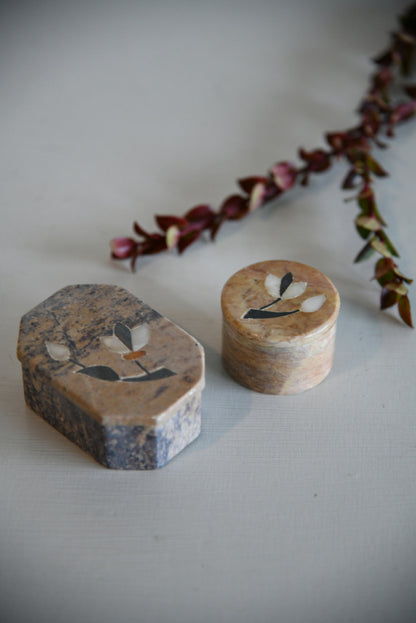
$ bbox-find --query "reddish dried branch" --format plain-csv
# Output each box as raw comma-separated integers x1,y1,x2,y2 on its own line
111,4,416,327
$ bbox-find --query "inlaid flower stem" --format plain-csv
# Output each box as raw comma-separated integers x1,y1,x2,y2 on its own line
134,360,151,375
69,358,85,369
259,297,281,311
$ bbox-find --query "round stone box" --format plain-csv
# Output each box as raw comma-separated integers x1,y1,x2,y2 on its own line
17,284,205,469
221,260,340,394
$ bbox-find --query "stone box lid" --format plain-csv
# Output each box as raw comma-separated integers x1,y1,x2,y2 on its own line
221,260,340,347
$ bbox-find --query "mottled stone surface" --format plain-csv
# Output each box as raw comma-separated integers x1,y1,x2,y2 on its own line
17,284,205,468
221,260,340,394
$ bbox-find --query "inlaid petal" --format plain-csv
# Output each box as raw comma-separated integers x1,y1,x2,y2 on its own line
282,281,307,300
265,274,281,298
101,335,129,353
131,324,150,351
300,295,326,313
45,341,71,361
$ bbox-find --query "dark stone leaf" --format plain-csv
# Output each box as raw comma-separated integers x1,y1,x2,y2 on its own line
243,309,299,319
280,272,293,296
114,323,132,350
77,366,120,381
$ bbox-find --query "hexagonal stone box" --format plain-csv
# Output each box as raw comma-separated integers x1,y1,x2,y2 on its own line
17,285,205,469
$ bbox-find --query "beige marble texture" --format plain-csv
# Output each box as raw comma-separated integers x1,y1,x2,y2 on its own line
221,260,340,394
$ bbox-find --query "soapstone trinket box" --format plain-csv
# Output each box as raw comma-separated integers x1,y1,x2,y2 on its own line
17,284,205,469
221,260,340,394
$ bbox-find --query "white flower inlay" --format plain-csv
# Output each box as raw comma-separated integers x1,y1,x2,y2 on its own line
45,341,71,361
265,273,307,300
131,324,150,351
300,295,326,313
243,271,327,319
101,335,129,354
101,323,150,354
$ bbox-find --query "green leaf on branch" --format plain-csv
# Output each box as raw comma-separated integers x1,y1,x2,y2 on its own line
370,232,400,259
377,231,400,257
372,204,387,227
355,215,382,232
356,225,372,240
398,295,413,327
374,257,394,277
393,268,413,284
384,281,408,296
380,288,398,309
355,239,376,262
357,189,387,226
366,155,388,177
370,238,392,258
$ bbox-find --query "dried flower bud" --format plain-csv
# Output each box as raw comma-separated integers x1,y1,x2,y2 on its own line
220,194,249,220
390,100,416,125
298,148,331,172
248,183,267,211
156,215,188,231
270,162,297,190
238,176,268,194
166,225,180,250
110,237,137,259
184,205,215,228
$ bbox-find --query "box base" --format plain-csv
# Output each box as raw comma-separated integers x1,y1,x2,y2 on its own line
22,365,201,469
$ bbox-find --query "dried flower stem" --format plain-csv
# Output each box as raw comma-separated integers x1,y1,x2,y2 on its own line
111,4,416,327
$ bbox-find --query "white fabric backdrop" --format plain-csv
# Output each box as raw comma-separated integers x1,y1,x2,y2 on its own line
1,1,415,622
